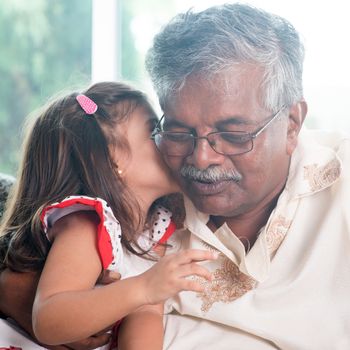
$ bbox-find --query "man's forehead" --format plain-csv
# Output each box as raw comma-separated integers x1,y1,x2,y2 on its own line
162,65,266,120
162,109,257,129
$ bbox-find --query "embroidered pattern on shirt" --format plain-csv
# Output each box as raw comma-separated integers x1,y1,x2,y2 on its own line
266,214,292,255
303,158,341,192
194,256,256,313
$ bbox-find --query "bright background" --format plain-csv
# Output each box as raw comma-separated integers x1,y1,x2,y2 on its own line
1,0,349,174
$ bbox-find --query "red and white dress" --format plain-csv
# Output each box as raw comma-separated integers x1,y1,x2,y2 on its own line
40,195,176,273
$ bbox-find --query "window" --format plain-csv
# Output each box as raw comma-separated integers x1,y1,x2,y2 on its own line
1,0,349,174
0,0,92,173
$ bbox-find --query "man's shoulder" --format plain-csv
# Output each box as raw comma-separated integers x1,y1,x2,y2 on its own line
302,128,350,151
298,128,350,168
300,129,350,198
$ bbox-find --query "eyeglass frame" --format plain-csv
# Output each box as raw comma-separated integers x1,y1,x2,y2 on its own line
151,105,287,157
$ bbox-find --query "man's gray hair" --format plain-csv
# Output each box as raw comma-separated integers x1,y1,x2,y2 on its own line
145,3,304,111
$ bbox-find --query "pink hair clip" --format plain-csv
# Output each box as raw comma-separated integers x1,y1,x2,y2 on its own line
76,94,98,115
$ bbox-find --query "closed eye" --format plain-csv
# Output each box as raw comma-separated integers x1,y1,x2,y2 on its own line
219,132,252,144
162,132,193,142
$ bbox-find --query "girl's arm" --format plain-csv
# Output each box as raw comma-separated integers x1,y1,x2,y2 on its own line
118,245,166,350
32,211,149,344
0,269,118,349
117,304,164,350
32,211,216,346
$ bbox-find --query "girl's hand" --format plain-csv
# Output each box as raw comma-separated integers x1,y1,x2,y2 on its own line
138,249,217,305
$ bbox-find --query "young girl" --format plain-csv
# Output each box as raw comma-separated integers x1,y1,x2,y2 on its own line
0,82,215,349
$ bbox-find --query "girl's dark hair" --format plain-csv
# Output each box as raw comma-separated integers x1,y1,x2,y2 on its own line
0,81,158,272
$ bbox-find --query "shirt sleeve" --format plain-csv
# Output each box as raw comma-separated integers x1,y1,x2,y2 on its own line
137,205,177,251
40,195,123,271
41,198,177,273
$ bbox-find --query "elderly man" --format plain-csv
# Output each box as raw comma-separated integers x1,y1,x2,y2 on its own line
145,3,350,349
1,3,350,350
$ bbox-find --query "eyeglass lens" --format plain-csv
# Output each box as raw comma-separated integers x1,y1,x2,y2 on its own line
154,132,253,156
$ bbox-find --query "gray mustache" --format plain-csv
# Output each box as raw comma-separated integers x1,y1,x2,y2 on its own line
180,165,242,183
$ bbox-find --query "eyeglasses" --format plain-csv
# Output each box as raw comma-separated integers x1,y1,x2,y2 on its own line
151,106,286,157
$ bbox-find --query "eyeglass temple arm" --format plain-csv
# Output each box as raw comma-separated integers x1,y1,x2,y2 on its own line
151,115,165,136
252,105,287,138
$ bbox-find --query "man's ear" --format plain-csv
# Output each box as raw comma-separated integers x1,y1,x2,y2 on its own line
286,100,307,155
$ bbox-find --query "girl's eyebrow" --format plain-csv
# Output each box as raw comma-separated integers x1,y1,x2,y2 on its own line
149,116,158,124
147,116,158,128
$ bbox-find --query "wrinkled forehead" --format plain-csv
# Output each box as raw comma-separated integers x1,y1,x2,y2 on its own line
162,65,267,126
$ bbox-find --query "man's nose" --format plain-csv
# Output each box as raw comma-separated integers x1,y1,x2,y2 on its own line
187,137,225,170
